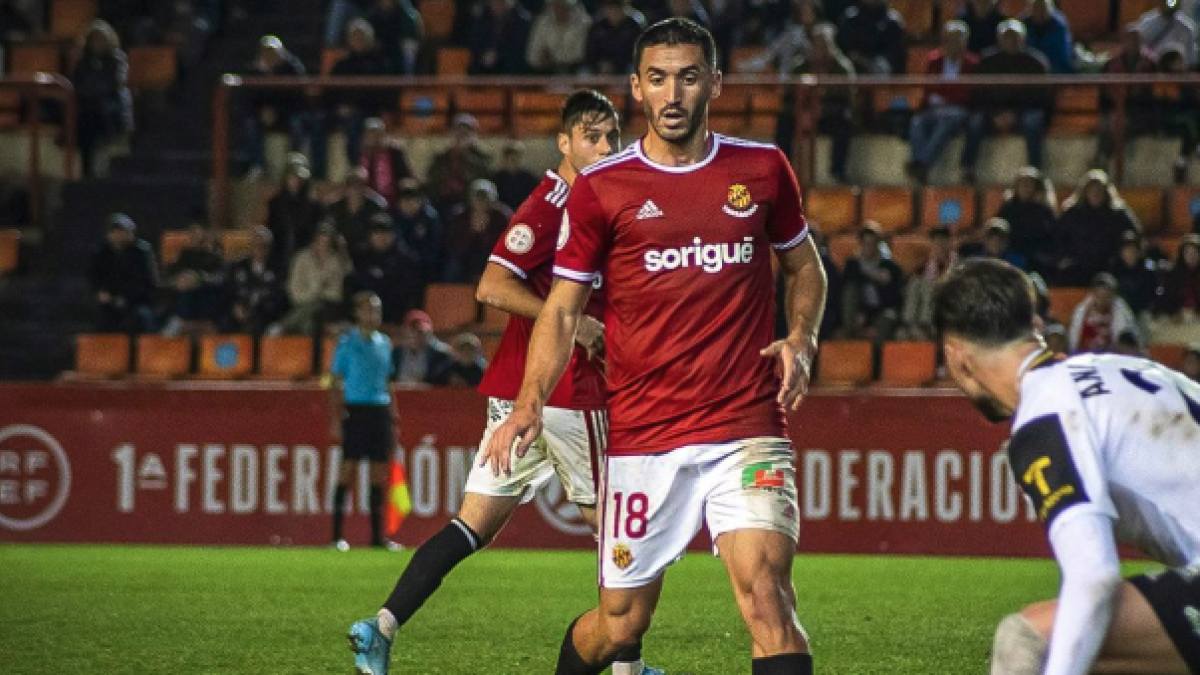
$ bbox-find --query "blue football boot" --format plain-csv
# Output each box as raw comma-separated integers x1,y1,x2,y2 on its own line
348,617,391,674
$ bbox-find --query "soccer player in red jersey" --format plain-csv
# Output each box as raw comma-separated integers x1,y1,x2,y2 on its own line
483,18,828,675
348,91,658,675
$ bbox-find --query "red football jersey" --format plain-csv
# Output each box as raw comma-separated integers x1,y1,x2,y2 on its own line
553,135,809,455
477,171,607,409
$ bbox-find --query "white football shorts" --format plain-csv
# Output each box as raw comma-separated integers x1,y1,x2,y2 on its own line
598,437,799,589
465,398,604,506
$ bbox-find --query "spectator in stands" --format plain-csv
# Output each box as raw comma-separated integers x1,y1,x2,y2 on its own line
584,0,646,75
957,0,1004,54
1182,343,1200,380
526,0,591,74
311,20,390,179
223,226,288,334
266,162,324,274
786,23,854,184
393,178,445,294
1154,46,1200,184
492,142,540,212
89,213,158,333
325,0,375,46
840,221,903,342
794,226,842,339
393,309,453,385
426,114,494,218
995,166,1058,274
346,214,423,322
0,1,36,43
242,35,306,178
161,223,227,337
73,20,133,178
900,226,956,340
1056,170,1142,286
431,332,488,386
468,0,533,75
1069,272,1142,353
1021,0,1073,74
274,222,351,335
653,0,711,26
1128,0,1197,67
443,178,512,282
906,20,978,183
356,117,414,208
1043,321,1069,354
1112,329,1146,356
368,0,424,74
326,167,389,251
964,217,1031,270
1160,234,1200,320
835,0,904,75
1112,233,1159,318
1095,26,1159,169
738,0,821,74
961,20,1051,182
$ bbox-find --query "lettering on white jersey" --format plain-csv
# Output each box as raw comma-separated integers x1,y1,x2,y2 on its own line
643,236,756,274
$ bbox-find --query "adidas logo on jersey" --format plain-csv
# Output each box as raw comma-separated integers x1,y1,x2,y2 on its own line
636,200,664,220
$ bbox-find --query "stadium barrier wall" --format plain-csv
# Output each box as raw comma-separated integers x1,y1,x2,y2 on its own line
0,384,1049,557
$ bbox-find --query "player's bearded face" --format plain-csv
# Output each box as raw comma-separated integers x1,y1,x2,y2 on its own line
947,347,1013,423
633,45,719,144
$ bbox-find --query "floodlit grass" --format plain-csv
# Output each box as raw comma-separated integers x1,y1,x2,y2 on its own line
0,545,1152,673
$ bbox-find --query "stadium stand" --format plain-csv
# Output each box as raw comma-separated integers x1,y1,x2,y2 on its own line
436,47,472,76
0,229,20,275
920,186,977,232
889,234,932,275
1048,287,1089,325
257,336,315,380
133,335,191,379
425,284,479,331
815,340,873,387
512,91,563,138
127,46,180,94
70,333,131,379
878,341,938,387
1170,187,1200,235
50,0,98,40
805,186,860,235
195,334,254,379
861,187,915,233
321,335,338,374
1121,187,1166,234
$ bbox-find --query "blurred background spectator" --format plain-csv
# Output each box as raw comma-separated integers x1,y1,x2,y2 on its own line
326,167,388,251
957,0,1004,54
1095,26,1158,169
584,0,646,75
526,0,591,74
444,178,511,282
356,118,414,208
1056,170,1141,286
73,20,133,177
346,214,423,322
89,213,158,333
426,114,494,218
906,20,977,183
468,0,533,75
325,0,374,47
161,223,226,336
964,217,1030,270
1112,233,1159,319
274,222,351,335
223,226,288,334
393,178,445,292
1182,343,1200,381
1154,46,1200,183
1160,234,1200,321
995,167,1058,274
431,332,488,386
900,226,955,340
784,23,853,184
840,222,903,342
1021,0,1073,74
267,162,324,274
310,21,390,179
835,0,904,75
242,35,306,177
1068,272,1141,353
368,0,424,74
1128,0,1196,67
738,0,822,74
492,142,539,212
393,309,453,385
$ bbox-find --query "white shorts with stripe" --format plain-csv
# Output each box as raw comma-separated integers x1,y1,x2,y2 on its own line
599,437,799,589
465,398,605,506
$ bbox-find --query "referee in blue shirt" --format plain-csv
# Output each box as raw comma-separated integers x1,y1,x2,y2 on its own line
329,291,398,550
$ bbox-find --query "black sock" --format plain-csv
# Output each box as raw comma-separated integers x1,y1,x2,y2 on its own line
554,615,608,675
752,653,813,675
368,485,384,544
611,639,642,663
382,518,481,627
332,484,348,542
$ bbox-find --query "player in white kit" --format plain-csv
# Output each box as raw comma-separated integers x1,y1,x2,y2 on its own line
933,258,1200,675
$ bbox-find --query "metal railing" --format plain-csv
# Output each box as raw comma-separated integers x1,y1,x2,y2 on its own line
0,73,78,227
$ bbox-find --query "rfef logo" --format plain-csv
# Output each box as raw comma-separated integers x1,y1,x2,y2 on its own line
0,425,72,531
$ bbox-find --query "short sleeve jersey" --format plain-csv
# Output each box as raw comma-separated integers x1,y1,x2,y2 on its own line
553,135,809,455
1009,352,1200,567
332,329,394,405
477,171,607,409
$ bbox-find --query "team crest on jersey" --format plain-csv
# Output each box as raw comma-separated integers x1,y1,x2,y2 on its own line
506,224,535,255
557,211,570,251
723,184,758,218
611,543,633,570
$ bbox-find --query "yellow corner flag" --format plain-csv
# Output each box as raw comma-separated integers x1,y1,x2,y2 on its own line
385,460,412,536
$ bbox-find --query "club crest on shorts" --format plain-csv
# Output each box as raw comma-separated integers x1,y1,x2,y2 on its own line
505,224,535,255
611,543,633,570
723,184,758,218
742,462,786,490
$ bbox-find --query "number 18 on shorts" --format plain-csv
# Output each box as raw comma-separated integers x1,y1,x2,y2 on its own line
599,438,800,588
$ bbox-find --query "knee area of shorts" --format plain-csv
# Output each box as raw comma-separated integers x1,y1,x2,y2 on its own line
990,613,1048,675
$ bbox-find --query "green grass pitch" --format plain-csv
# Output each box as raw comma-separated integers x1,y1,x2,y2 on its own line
0,544,1151,673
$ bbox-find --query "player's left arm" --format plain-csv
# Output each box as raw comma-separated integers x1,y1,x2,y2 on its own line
763,235,827,410
1044,510,1123,675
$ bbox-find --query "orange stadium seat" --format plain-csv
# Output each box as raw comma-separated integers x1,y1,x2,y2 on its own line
871,86,924,116
420,0,457,42
1170,187,1200,235
827,233,859,269
454,88,506,133
1050,85,1099,135
50,0,97,40
1057,0,1111,41
906,45,932,75
804,186,860,235
921,186,977,232
134,335,191,379
195,335,254,379
127,45,178,92
220,230,256,262
1047,287,1088,325
891,0,934,40
1119,0,1158,27
878,341,937,387
9,43,63,74
709,85,750,137
72,333,131,379
512,90,562,138
321,335,339,374
889,234,931,275
426,284,479,331
998,0,1026,17
399,88,450,135
1149,344,1186,370
816,340,873,387
257,336,314,379
1153,236,1184,262
748,89,783,139
0,229,19,274
320,48,347,76
1122,187,1165,235
437,47,471,76
160,230,189,267
861,187,914,233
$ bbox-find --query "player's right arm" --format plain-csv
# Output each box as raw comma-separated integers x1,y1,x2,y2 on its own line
479,278,593,476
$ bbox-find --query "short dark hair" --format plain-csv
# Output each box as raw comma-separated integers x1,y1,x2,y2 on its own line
561,89,618,134
633,18,717,73
933,258,1036,347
